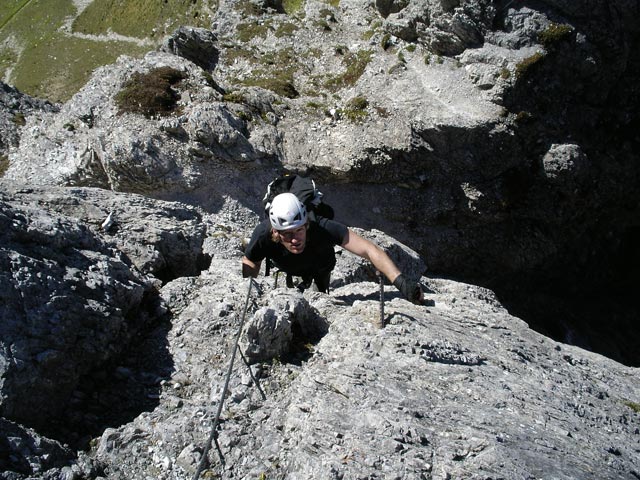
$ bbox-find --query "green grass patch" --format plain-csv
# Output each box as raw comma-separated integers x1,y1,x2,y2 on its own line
12,34,149,103
275,22,299,37
341,95,368,122
0,0,31,30
115,66,187,118
282,0,305,14
0,0,200,102
237,20,273,42
237,47,300,98
222,91,246,104
72,0,213,40
381,33,392,50
241,74,299,99
11,112,25,126
324,49,372,91
624,400,640,413
235,0,265,16
538,23,573,49
515,52,544,79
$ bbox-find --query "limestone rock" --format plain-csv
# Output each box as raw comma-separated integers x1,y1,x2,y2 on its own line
0,81,58,158
160,27,220,72
0,195,156,429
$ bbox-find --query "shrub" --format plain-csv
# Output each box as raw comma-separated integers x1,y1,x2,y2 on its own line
538,23,573,49
115,66,187,118
515,52,544,79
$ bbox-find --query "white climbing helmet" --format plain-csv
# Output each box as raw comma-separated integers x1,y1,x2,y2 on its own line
268,193,308,231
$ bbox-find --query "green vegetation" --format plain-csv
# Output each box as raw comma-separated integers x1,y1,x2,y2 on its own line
0,0,211,102
362,20,382,41
538,23,573,49
381,33,392,50
624,400,640,413
282,0,305,15
72,0,212,39
222,91,246,104
425,54,443,65
11,112,25,126
275,22,299,37
237,21,273,42
305,100,325,111
242,74,298,99
238,48,299,98
325,49,372,91
515,52,544,79
0,0,30,30
342,95,368,122
235,0,263,16
115,66,187,118
0,154,8,178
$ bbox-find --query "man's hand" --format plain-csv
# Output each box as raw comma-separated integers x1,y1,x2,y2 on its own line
241,256,261,278
393,274,423,304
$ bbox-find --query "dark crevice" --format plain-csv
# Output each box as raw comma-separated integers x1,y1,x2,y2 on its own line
39,293,175,451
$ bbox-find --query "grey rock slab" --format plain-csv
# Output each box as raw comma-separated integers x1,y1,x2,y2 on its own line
73,261,640,480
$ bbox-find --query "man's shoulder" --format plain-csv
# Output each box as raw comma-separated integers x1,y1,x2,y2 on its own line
312,216,348,243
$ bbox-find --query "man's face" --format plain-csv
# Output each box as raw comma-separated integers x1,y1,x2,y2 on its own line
278,225,307,254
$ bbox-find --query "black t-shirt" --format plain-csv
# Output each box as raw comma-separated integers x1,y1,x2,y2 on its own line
245,217,349,277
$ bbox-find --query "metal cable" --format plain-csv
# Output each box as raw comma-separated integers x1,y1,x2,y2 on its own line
378,270,385,328
192,277,255,480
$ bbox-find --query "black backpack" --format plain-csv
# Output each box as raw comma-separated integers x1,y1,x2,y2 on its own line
262,174,334,221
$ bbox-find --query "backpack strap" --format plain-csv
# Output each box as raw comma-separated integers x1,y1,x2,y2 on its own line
265,256,272,277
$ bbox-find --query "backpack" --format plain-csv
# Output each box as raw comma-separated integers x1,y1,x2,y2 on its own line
262,174,334,221
262,174,334,278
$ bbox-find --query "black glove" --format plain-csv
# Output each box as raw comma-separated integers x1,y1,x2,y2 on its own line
393,274,423,304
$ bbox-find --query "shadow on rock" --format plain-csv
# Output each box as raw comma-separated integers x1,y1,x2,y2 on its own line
43,311,175,451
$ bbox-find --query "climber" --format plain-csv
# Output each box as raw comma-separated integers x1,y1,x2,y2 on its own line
241,192,423,304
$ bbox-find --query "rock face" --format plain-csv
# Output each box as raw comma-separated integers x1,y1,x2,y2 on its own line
0,82,58,159
0,0,639,479
0,184,217,431
0,184,638,479
65,260,640,480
